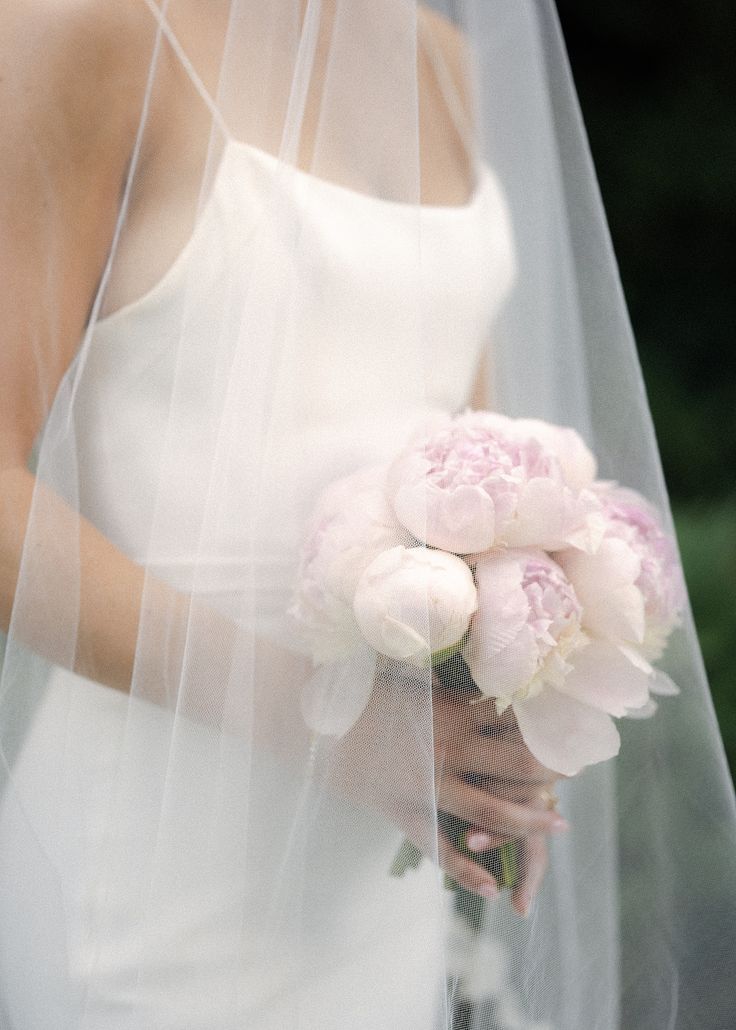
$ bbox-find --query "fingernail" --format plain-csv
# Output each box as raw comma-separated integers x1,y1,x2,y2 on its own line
520,895,532,918
466,832,492,852
478,881,499,899
549,817,570,834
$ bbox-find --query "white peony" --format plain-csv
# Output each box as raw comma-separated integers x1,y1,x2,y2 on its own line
353,545,478,665
477,411,598,491
465,548,652,776
555,482,685,673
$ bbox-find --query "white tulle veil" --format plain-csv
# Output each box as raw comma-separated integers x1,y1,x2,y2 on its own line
1,1,735,1027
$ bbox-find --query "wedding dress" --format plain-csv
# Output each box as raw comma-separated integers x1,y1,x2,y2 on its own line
0,138,517,1028
4,4,736,1027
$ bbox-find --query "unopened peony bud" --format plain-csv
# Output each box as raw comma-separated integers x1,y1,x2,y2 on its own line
353,546,477,665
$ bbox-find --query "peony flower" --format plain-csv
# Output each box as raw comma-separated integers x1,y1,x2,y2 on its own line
555,483,686,665
476,411,598,491
388,411,603,556
465,549,652,775
353,545,477,665
289,466,410,662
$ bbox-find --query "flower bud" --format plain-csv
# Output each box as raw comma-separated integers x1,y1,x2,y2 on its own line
353,546,477,664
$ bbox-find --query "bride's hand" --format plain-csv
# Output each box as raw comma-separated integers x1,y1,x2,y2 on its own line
329,663,567,911
431,675,569,913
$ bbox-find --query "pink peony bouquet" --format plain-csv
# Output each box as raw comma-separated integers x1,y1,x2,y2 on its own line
290,410,685,887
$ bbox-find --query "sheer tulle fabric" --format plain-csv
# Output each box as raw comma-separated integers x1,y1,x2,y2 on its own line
1,2,735,1028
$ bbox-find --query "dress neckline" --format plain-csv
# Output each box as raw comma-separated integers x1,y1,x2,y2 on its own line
94,138,493,331
230,137,486,213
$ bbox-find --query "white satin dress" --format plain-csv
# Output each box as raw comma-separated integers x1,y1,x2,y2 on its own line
0,140,516,1028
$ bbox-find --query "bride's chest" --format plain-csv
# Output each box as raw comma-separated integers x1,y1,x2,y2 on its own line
71,141,515,564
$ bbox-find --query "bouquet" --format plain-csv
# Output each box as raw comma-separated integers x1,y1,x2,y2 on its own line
289,410,685,890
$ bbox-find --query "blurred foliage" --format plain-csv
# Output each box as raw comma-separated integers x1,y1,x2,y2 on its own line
673,496,736,778
555,3,736,775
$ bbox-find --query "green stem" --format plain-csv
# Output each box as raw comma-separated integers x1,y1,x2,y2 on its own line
499,840,518,888
389,837,423,877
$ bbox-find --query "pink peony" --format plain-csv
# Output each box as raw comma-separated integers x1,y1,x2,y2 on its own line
555,483,686,665
289,466,410,662
465,549,652,775
388,411,603,556
477,411,598,491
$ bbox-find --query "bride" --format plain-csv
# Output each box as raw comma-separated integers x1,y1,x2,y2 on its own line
1,2,735,1028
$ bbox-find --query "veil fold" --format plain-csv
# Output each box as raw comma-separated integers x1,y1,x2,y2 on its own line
1,2,734,1027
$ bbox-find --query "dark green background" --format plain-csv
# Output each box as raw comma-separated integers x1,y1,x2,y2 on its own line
556,2,736,779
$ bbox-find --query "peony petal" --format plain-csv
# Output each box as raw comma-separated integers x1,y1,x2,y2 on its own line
390,478,429,543
472,552,528,654
379,615,430,662
468,623,539,698
555,639,651,716
392,478,496,553
505,478,567,548
493,627,541,697
564,499,608,554
465,553,532,693
624,698,659,720
510,418,598,490
616,643,654,675
648,668,681,696
300,648,377,737
436,485,496,553
553,426,598,489
560,538,646,644
608,586,647,643
513,689,621,776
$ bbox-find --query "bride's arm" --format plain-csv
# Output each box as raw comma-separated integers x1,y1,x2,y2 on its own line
0,4,183,696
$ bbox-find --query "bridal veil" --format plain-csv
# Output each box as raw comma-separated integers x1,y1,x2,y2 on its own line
1,2,735,1027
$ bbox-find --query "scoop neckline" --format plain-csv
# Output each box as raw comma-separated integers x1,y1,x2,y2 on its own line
93,138,491,331
229,137,486,213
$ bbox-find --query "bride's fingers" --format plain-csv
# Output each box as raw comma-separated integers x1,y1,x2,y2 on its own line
456,766,566,819
436,829,500,899
511,832,549,918
443,731,559,784
460,775,554,808
437,775,569,839
452,825,512,852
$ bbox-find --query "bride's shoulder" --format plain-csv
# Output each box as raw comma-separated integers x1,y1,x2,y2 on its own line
1,0,158,140
2,0,155,56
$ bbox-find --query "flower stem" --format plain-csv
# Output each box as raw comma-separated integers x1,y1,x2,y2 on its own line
389,837,423,877
390,821,520,891
499,840,518,887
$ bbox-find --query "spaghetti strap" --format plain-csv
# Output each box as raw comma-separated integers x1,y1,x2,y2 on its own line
142,0,232,140
417,16,477,165
142,4,473,165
